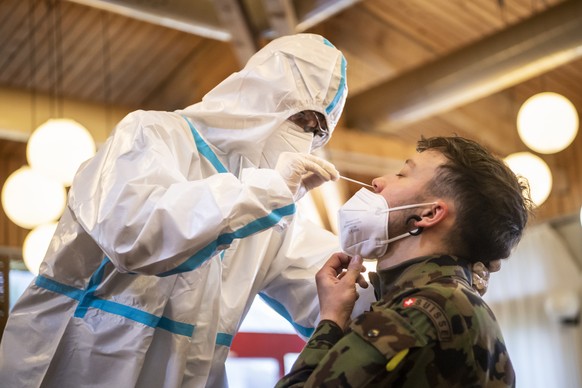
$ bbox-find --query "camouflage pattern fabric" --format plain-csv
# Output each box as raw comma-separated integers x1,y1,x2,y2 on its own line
276,255,515,388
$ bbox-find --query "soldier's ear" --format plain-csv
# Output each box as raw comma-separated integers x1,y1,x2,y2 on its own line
415,200,448,228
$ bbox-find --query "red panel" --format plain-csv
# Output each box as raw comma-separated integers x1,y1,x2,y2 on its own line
230,332,306,377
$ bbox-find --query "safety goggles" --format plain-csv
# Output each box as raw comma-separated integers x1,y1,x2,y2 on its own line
288,110,329,141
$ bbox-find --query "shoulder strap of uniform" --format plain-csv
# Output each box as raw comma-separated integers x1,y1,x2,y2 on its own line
348,309,428,359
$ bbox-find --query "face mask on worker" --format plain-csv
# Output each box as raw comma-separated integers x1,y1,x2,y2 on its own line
259,121,314,169
337,188,436,259
287,110,329,149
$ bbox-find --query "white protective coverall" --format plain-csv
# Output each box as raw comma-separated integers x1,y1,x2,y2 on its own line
0,34,353,387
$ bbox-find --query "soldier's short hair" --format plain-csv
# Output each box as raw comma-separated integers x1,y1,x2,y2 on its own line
416,135,534,264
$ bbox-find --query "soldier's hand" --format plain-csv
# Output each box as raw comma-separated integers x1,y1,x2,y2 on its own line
316,253,367,331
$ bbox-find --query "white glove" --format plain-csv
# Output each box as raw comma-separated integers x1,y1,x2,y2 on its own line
275,152,339,201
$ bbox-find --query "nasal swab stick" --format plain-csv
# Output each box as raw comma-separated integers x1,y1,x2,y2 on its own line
339,175,374,188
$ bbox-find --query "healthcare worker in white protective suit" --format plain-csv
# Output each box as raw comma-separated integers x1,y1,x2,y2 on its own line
0,34,369,387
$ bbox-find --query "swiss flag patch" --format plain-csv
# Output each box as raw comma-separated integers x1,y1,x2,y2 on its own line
403,297,416,307
400,296,452,342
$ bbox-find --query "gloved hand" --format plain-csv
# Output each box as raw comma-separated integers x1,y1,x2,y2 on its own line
275,152,339,201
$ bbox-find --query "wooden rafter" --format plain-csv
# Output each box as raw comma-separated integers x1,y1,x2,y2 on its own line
213,0,258,65
262,0,297,37
346,0,582,137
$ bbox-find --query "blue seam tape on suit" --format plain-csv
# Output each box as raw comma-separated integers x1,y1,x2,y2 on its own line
259,292,314,338
183,116,228,173
158,117,296,277
159,203,296,276
322,38,347,115
216,332,234,347
74,257,109,318
326,55,347,115
35,275,195,337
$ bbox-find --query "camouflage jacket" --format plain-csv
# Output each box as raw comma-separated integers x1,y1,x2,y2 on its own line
276,255,515,388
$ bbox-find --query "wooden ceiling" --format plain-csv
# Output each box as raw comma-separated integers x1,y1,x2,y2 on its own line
1,0,582,251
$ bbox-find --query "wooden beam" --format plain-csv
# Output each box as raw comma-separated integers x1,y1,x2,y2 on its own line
262,0,297,37
213,0,258,65
66,0,231,41
324,127,416,176
346,0,582,135
295,0,363,32
326,127,416,158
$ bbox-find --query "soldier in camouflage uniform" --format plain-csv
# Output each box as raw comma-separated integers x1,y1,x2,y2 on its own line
277,136,532,387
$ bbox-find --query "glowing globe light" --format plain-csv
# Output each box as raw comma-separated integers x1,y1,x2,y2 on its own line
1,166,66,229
504,152,552,207
517,92,579,154
544,289,580,323
23,222,58,275
27,118,96,186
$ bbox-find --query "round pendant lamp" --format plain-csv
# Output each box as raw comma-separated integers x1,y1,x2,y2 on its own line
544,289,581,324
517,92,579,154
504,152,552,207
23,222,58,275
27,118,96,186
1,166,67,229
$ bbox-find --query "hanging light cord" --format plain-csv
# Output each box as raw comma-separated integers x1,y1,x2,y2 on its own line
56,0,64,118
101,11,113,132
49,0,65,118
28,0,38,134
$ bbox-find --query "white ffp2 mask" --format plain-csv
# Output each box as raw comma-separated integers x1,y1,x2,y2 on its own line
337,188,436,259
259,121,314,168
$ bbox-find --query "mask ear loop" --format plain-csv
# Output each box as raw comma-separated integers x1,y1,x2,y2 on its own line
406,215,423,236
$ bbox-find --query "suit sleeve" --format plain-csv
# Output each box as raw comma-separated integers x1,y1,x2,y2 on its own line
257,209,339,339
68,110,296,275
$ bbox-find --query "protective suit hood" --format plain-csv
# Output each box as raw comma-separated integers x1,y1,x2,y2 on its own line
178,33,347,173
